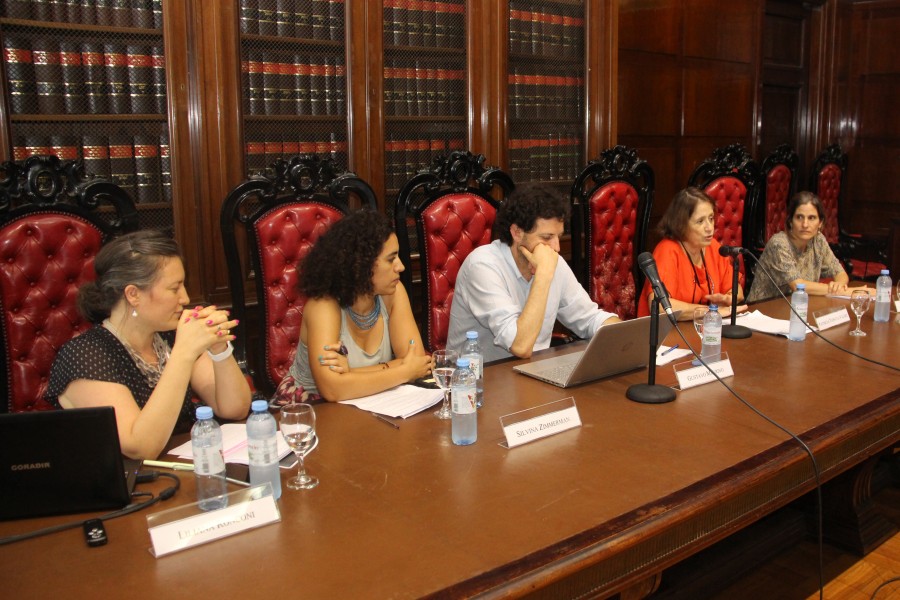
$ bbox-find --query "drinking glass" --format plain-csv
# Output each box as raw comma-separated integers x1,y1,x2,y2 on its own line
432,349,458,420
692,307,708,340
849,289,871,337
280,403,319,490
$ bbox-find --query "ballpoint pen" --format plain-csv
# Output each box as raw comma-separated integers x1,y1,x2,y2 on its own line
142,460,251,487
661,344,680,356
371,412,400,429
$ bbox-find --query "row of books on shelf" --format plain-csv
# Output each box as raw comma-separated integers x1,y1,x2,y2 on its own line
4,37,165,115
383,0,464,48
242,52,345,116
509,2,584,58
384,60,464,117
508,69,583,120
12,132,171,204
245,135,348,178
508,134,583,184
384,135,465,191
240,0,344,41
1,0,161,28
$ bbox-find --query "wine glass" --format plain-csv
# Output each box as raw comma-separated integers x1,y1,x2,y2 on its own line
280,403,319,490
692,307,708,340
432,349,458,420
849,289,871,337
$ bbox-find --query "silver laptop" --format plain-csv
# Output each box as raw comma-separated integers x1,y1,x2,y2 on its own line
0,406,139,520
513,316,677,388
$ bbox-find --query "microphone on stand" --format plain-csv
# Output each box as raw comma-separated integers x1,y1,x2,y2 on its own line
638,252,677,324
718,245,752,339
627,253,677,404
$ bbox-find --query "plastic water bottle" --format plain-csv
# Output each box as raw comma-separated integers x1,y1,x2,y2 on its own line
247,400,282,500
788,283,809,341
191,406,227,511
462,330,484,408
450,357,477,445
874,269,892,322
701,304,722,361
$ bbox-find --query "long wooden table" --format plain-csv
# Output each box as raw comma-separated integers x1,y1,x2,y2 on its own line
3,296,899,598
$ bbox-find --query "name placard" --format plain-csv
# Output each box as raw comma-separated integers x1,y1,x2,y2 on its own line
500,397,581,449
813,306,850,330
675,358,734,390
147,484,281,557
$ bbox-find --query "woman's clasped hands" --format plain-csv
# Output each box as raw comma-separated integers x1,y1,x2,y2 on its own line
177,305,239,358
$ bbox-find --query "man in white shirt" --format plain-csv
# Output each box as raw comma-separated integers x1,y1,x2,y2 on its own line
447,184,619,362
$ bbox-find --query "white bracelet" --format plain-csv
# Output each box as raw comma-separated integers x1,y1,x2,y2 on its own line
207,341,234,362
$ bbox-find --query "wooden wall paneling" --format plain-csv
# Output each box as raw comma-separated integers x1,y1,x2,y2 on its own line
487,0,508,169
355,0,382,203
618,0,679,55
682,60,755,139
683,0,757,64
584,0,617,159
346,0,371,188
617,52,680,137
163,0,205,300
467,0,488,159
191,0,244,304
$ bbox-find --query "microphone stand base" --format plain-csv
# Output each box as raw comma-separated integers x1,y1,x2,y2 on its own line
626,383,676,404
722,324,752,339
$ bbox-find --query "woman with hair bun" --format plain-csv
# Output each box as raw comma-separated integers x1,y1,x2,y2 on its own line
46,230,250,459
276,210,432,403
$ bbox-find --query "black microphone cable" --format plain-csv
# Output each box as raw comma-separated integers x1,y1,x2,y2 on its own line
666,320,826,600
744,250,900,373
0,471,180,546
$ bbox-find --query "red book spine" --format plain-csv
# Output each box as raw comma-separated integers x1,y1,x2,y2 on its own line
294,56,310,114
127,45,155,114
103,43,129,114
334,62,346,114
133,134,161,203
33,38,65,114
82,135,111,179
308,60,325,116
109,135,136,198
245,138,266,178
277,58,295,115
151,46,166,114
82,42,108,114
3,36,35,114
159,132,172,201
60,41,86,114
262,53,279,115
246,51,264,115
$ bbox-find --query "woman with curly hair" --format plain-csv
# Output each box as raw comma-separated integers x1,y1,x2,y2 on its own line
275,210,432,403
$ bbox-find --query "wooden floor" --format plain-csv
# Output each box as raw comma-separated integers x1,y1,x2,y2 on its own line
710,484,900,600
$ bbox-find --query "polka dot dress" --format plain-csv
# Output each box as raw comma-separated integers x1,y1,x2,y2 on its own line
46,326,198,433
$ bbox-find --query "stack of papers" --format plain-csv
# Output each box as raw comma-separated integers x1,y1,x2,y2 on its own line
340,384,443,418
169,423,292,465
734,310,814,337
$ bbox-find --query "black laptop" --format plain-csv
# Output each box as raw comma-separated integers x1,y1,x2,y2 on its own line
0,406,139,520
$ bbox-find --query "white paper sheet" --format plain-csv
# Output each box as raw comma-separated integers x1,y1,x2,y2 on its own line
169,423,292,465
656,344,693,366
734,309,815,337
339,384,444,418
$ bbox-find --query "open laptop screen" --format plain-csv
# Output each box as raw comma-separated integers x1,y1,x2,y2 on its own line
0,407,136,520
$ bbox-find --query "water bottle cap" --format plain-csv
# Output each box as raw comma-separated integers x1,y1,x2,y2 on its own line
465,331,478,340
708,304,719,310
196,406,213,420
796,283,805,290
251,400,268,413
456,357,470,368
881,269,890,275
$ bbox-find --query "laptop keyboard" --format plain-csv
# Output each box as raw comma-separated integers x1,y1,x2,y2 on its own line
537,362,576,382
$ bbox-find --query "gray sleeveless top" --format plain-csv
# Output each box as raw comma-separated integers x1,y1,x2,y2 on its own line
287,298,393,396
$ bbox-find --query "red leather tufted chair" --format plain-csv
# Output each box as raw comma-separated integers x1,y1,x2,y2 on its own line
394,150,513,351
0,155,138,413
757,144,798,250
688,143,761,289
809,144,887,280
570,145,653,320
221,154,376,396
